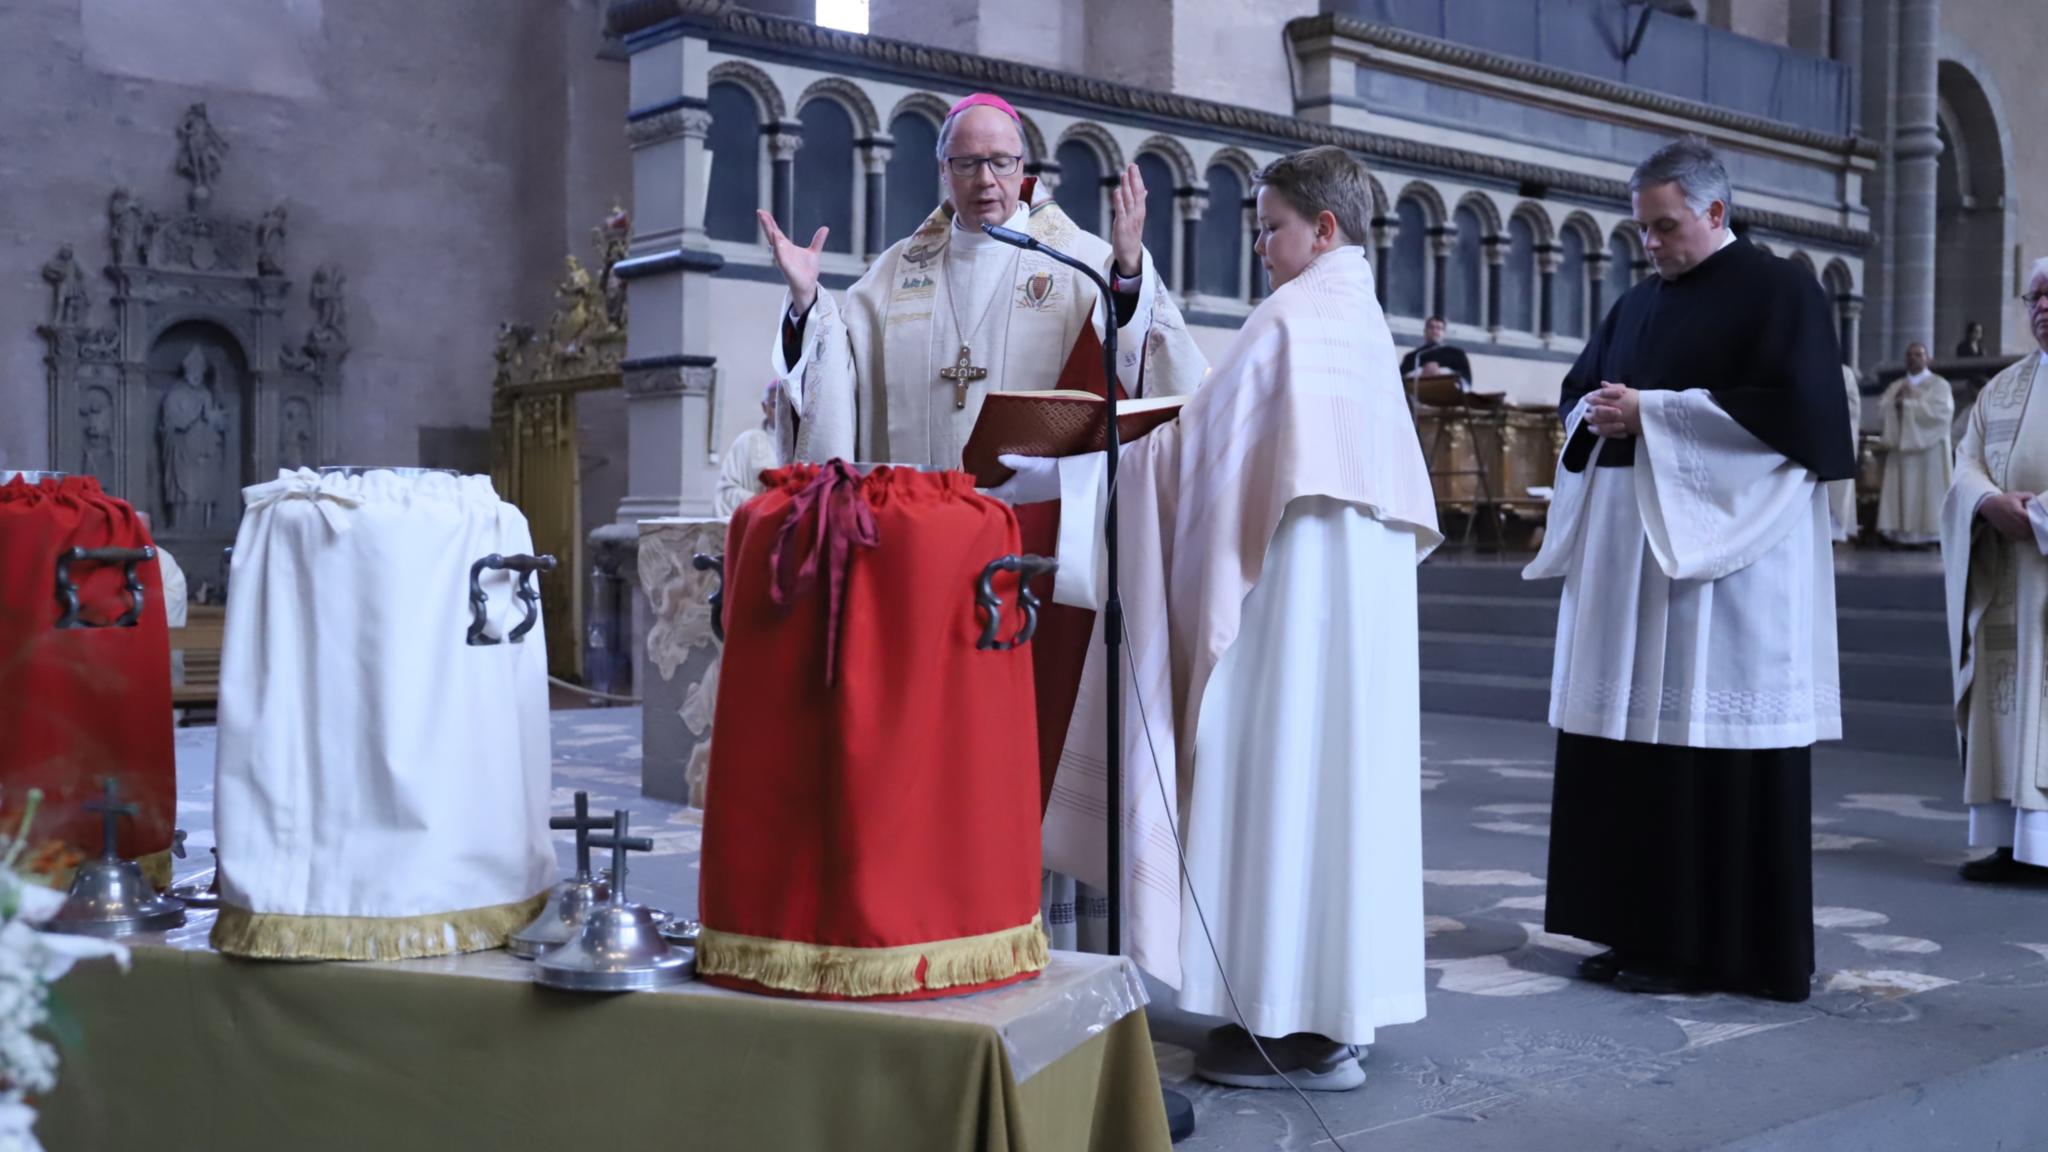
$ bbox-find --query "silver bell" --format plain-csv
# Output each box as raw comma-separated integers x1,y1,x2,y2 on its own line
507,791,612,960
48,779,185,938
534,810,693,991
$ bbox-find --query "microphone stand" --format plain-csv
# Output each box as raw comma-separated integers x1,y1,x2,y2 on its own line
982,223,1193,1144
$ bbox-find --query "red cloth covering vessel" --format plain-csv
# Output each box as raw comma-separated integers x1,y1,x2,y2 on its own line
0,476,174,884
696,463,1049,1000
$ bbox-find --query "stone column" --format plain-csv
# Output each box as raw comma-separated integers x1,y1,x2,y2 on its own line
1372,215,1397,309
1832,0,1864,136
859,135,893,262
1484,236,1506,335
1891,0,1941,353
1585,250,1609,334
1429,226,1454,320
616,40,730,799
766,122,803,234
1177,189,1206,298
1839,294,1864,370
1536,244,1560,340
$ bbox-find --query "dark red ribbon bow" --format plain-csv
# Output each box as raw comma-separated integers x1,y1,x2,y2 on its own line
768,460,880,684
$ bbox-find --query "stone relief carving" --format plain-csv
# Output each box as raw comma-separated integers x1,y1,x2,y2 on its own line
158,346,230,530
41,246,89,328
257,206,288,276
108,189,147,266
176,103,230,210
32,102,346,593
79,387,116,479
279,396,314,471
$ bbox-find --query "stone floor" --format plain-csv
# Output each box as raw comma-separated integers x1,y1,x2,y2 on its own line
171,704,2048,1152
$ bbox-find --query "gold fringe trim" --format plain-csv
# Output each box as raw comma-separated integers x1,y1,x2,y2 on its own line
697,914,1050,998
210,891,550,962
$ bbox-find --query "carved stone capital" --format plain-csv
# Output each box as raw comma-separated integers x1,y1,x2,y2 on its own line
1535,244,1561,275
1837,294,1865,319
1177,191,1209,221
1429,228,1457,259
858,134,895,174
623,356,718,397
627,107,714,148
767,125,804,162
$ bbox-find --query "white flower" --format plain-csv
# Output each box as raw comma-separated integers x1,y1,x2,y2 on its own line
0,1092,45,1152
6,888,62,928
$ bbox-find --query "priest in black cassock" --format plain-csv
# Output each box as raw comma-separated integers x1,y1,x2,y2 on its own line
1523,136,1853,1003
1399,316,1474,391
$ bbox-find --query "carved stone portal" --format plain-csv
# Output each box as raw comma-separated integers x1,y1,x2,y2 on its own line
37,103,348,595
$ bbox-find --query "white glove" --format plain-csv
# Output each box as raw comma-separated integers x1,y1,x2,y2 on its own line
983,454,1060,505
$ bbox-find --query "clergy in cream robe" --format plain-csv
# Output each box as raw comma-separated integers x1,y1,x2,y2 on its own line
714,384,783,518
1526,139,1851,1004
767,183,1204,469
1018,150,1438,1075
1941,328,2048,876
1877,345,1955,545
759,93,1209,953
1831,364,1862,542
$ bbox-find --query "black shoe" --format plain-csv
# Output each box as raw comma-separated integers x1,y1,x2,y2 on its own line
1613,967,1704,996
1957,847,2048,882
1576,949,1624,983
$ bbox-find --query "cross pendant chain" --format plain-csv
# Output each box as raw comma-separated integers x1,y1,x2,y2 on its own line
939,344,988,410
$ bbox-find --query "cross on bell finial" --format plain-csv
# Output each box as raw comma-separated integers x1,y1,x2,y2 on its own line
547,791,614,881
81,777,137,861
587,810,654,906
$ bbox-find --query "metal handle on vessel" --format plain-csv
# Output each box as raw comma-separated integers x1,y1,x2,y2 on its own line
55,546,155,629
466,553,557,646
975,554,1057,651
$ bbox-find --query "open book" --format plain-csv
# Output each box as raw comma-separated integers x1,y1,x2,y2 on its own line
962,390,1189,488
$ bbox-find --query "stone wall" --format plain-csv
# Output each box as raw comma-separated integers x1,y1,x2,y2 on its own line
1938,0,2045,358
0,0,630,488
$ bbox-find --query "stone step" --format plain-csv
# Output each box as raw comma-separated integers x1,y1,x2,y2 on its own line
1837,607,1949,655
1419,594,1559,639
1837,697,1957,760
1421,631,1556,679
1840,650,1952,706
1419,668,1552,724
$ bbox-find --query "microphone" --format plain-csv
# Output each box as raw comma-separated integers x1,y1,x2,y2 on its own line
980,223,1040,251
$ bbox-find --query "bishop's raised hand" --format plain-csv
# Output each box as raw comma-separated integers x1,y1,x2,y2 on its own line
758,210,828,314
1109,163,1146,280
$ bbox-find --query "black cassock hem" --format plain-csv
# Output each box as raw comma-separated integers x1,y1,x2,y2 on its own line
1545,731,1816,997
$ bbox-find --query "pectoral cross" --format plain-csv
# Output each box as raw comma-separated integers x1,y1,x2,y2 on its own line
939,344,988,410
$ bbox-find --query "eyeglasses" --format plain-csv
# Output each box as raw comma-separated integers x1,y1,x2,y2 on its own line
2026,291,2048,308
944,154,1022,178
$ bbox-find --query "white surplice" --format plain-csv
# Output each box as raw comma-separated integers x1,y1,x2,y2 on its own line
1941,351,2048,864
1039,249,1439,1045
1526,392,1842,749
1878,370,1956,544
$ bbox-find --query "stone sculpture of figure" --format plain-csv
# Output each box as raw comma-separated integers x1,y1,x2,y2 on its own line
310,265,347,338
109,188,147,266
79,387,117,480
41,245,89,328
159,345,230,528
279,397,314,471
257,206,288,275
176,103,230,209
